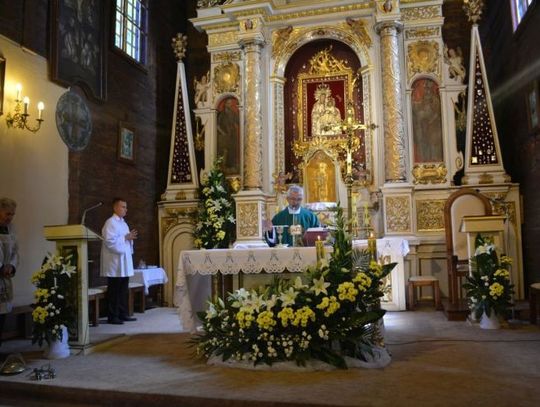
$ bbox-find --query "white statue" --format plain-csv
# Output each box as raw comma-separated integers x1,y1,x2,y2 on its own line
194,72,211,107
444,45,466,84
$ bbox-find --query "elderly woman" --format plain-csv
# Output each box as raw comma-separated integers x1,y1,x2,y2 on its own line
0,197,18,344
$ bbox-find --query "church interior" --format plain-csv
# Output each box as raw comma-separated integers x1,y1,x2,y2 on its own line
1,0,540,405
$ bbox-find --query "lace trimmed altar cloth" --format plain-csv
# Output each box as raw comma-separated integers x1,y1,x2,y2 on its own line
175,238,409,333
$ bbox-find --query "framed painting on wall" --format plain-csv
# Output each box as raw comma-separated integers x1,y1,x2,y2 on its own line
526,80,539,132
50,0,107,101
118,123,136,164
0,56,5,116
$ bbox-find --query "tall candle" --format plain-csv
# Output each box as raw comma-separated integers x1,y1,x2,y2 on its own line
23,96,29,115
315,237,325,267
37,101,44,120
15,83,22,101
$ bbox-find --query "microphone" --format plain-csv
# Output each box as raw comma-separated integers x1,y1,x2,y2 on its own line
81,202,103,225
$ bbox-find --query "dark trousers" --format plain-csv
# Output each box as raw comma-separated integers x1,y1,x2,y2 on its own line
107,277,129,321
0,313,5,344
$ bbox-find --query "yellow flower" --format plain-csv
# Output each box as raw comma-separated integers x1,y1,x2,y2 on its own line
32,306,48,324
494,268,510,279
34,288,50,301
489,282,504,298
369,261,383,277
353,272,372,291
256,310,277,331
216,230,226,240
337,282,358,302
278,307,294,327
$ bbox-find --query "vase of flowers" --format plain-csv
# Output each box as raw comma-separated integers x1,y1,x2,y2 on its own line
31,253,77,358
191,206,397,369
193,157,236,249
463,234,514,329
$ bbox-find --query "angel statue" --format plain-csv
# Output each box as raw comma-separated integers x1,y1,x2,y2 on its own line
444,45,466,84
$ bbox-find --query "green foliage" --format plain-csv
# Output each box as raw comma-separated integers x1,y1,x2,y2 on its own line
191,204,397,368
194,157,236,249
462,234,514,319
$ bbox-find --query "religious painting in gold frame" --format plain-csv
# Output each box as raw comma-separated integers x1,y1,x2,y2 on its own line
305,150,337,203
293,47,356,157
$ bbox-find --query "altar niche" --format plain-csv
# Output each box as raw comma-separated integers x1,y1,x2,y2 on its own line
305,150,337,203
284,39,364,184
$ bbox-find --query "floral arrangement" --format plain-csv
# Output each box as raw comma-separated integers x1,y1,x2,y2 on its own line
194,157,236,249
192,207,396,368
31,253,77,346
463,234,514,320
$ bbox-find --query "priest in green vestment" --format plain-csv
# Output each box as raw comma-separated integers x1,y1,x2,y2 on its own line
264,185,320,246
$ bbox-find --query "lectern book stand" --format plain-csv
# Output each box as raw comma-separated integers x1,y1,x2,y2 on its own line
44,225,101,349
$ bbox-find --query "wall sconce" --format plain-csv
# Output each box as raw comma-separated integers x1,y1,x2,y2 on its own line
5,83,44,133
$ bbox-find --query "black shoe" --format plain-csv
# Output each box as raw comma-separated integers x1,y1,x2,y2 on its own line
120,316,137,322
108,318,124,325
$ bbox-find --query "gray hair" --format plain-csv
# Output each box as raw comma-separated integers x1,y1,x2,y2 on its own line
287,185,304,197
0,197,17,210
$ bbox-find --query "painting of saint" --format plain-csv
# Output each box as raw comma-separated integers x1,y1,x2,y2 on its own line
309,82,344,137
411,78,444,163
216,97,240,175
306,151,336,203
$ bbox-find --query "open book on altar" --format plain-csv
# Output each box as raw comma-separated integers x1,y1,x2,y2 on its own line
303,227,330,246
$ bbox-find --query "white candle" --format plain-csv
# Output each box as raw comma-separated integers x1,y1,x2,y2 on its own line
54,277,57,288
37,101,44,120
23,96,29,115
15,83,22,101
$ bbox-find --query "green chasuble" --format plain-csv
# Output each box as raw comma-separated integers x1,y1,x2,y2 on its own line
267,207,320,246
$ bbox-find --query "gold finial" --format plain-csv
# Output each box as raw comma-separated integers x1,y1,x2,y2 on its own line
172,33,188,61
463,0,484,24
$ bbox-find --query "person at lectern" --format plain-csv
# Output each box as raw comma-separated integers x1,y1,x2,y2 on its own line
0,198,18,344
264,185,320,247
101,198,138,325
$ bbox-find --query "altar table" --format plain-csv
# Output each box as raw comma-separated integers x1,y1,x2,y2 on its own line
176,239,409,332
131,267,168,295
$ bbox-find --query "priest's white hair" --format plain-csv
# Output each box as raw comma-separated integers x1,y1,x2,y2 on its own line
287,185,304,197
0,197,17,210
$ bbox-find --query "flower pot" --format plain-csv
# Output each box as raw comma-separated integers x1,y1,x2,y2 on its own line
479,310,500,330
44,326,70,359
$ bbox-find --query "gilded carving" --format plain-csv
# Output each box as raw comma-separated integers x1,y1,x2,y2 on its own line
479,172,494,184
345,18,372,49
213,62,240,94
407,41,440,80
376,22,407,182
161,207,197,239
171,33,187,61
213,51,241,63
272,26,293,58
272,77,286,175
401,6,441,20
267,3,371,23
416,200,445,231
385,196,411,233
463,0,485,24
412,163,447,185
208,31,237,48
238,203,259,237
243,41,264,189
405,27,440,40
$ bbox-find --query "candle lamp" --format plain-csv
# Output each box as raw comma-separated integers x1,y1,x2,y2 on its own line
5,83,45,133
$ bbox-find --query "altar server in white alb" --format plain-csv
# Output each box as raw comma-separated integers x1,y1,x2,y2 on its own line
0,197,19,344
101,198,138,325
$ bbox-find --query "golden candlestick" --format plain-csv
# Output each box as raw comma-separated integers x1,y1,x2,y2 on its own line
315,236,325,267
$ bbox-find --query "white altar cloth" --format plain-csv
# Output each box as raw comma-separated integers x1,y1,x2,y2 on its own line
130,267,168,295
176,239,409,332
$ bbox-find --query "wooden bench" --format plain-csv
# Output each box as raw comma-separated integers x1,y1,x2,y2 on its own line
0,305,33,340
128,282,145,316
88,286,107,327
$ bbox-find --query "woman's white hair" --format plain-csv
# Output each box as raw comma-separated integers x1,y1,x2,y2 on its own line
0,197,17,210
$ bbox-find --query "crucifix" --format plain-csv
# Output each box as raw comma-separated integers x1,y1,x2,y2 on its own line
324,100,376,234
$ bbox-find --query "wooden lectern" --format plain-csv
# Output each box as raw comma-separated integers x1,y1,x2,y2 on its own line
44,225,101,348
460,215,506,272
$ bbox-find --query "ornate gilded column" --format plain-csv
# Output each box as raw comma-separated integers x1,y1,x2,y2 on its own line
240,37,265,190
375,21,407,183
271,75,286,177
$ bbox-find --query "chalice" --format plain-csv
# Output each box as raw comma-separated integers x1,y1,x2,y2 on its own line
275,225,288,247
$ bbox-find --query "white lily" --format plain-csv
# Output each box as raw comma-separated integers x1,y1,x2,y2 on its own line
279,287,298,307
310,276,330,296
293,276,307,290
